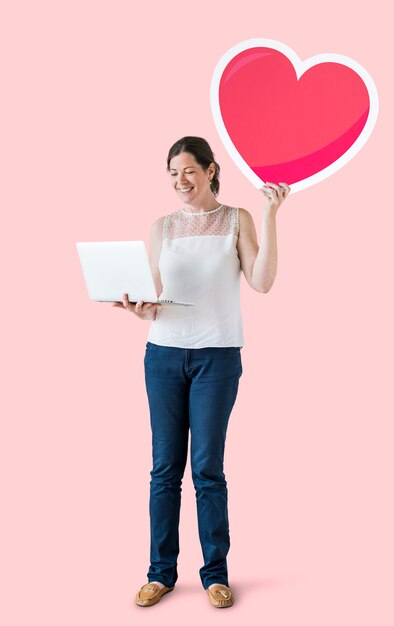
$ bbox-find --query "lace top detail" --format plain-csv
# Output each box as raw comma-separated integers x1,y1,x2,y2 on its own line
147,203,244,348
163,204,239,240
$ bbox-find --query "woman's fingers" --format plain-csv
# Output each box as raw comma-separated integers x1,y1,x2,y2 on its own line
135,300,152,310
278,182,291,195
114,295,159,317
112,296,161,319
122,293,132,310
263,181,291,197
113,295,156,316
121,294,142,312
266,182,282,193
135,299,157,317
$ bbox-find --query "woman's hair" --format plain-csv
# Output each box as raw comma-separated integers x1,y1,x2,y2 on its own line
166,136,221,197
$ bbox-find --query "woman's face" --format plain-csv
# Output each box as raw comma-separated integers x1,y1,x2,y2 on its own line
169,152,214,204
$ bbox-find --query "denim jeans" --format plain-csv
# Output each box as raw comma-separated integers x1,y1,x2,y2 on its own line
143,341,243,590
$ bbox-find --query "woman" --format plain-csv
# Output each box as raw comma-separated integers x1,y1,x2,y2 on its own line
112,136,290,608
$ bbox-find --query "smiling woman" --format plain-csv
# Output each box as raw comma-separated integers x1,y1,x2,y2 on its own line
112,136,291,608
168,136,221,202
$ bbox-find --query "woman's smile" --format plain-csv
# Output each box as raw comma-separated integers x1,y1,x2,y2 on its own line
177,186,194,195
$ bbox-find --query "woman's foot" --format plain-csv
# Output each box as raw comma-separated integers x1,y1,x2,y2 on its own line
135,582,174,607
207,583,234,608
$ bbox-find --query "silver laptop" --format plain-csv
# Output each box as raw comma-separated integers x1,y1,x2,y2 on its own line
76,240,194,306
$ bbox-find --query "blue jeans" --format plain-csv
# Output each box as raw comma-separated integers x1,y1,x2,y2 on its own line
143,341,243,590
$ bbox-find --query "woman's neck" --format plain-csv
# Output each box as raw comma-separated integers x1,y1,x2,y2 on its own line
182,194,221,214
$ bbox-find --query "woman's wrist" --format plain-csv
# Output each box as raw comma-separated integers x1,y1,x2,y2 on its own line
261,207,277,220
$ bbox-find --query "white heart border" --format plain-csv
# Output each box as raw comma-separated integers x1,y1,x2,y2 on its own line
210,38,379,193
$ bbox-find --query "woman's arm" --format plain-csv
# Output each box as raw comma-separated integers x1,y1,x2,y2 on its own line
149,216,164,298
236,182,290,293
111,216,164,320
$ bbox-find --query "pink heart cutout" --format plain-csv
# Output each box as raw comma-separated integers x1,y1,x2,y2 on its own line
210,39,378,192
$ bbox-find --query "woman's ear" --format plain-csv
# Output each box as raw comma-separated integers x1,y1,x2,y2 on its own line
208,161,216,180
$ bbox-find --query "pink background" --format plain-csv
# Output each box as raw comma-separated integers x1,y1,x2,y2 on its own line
1,1,393,624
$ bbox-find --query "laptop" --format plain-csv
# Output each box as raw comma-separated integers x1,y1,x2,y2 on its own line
76,240,194,306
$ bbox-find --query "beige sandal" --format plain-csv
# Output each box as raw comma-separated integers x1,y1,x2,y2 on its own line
207,584,234,608
135,582,175,607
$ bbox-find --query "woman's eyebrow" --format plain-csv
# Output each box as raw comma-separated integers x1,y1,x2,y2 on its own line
170,167,195,171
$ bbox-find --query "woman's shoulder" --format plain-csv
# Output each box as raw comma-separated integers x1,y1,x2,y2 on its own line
150,210,179,241
237,206,253,218
150,215,165,235
224,205,253,219
151,214,166,227
238,207,256,225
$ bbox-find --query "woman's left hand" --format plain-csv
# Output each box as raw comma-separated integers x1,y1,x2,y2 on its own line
261,182,291,216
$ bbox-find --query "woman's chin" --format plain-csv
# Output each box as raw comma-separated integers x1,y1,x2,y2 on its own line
178,192,195,200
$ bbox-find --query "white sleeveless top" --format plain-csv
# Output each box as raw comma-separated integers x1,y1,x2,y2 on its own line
146,203,244,349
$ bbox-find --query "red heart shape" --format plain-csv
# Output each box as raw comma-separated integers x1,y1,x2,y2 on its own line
211,39,378,192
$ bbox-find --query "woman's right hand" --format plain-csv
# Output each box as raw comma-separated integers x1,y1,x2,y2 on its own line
112,294,162,320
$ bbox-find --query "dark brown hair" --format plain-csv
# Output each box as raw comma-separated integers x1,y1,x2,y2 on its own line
166,136,221,197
